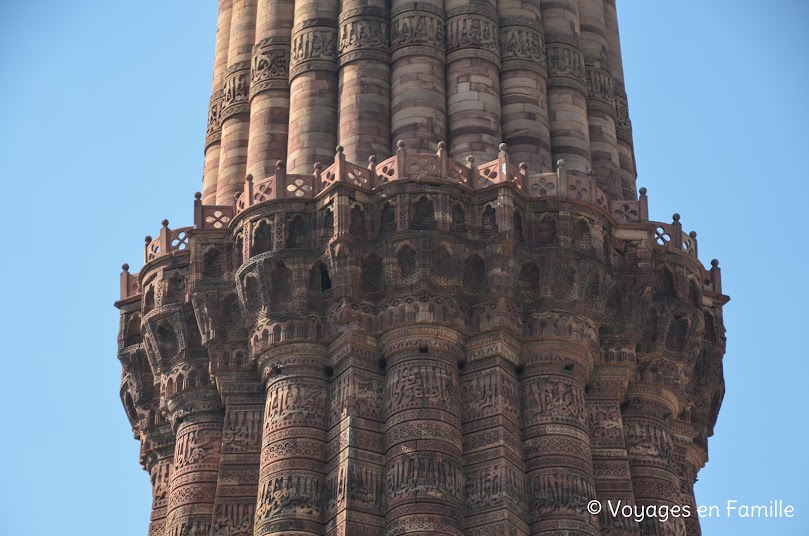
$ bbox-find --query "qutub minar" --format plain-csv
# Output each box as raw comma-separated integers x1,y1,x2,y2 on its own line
114,0,729,535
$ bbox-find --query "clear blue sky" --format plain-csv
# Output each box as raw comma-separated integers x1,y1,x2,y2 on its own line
0,1,806,535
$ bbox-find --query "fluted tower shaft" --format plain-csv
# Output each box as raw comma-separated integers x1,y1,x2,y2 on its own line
198,0,643,201
116,4,728,536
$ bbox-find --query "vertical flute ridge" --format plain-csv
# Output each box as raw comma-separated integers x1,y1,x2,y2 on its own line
245,0,293,182
602,0,636,199
498,0,553,171
579,0,622,199
586,356,642,536
217,0,258,204
324,334,386,536
286,0,340,174
390,0,447,152
203,0,234,205
462,333,529,536
622,388,686,536
445,0,502,162
337,0,392,164
540,0,592,177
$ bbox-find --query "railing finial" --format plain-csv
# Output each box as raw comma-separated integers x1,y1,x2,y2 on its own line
709,259,723,294
395,140,407,178
275,161,286,191
639,187,649,220
556,159,567,191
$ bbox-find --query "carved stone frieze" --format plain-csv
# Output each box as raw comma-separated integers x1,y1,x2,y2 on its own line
290,25,338,77
445,8,499,65
338,7,390,65
545,34,586,89
251,37,290,96
222,61,251,118
499,18,546,69
390,4,445,57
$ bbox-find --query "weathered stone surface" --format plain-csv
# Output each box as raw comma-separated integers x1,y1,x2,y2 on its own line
115,4,728,536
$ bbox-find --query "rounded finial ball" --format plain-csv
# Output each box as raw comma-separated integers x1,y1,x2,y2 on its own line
499,143,507,152
246,174,253,182
466,155,475,164
556,159,565,167
711,259,719,267
397,139,406,149
162,219,169,227
437,141,446,150
639,187,647,195
587,168,594,176
690,231,697,238
194,191,202,200
672,213,680,222
519,162,528,171
145,235,152,243
122,263,130,272
369,155,377,164
336,145,344,153
314,162,323,171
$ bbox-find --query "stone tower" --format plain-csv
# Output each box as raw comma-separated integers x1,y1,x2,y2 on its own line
115,1,729,535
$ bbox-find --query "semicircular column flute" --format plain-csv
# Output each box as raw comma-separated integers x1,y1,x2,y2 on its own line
540,0,591,177
521,313,600,536
144,434,175,536
389,0,447,152
246,0,294,182
445,0,501,162
337,0,391,164
217,0,258,204
602,0,636,199
578,0,621,200
254,343,330,536
286,0,339,174
674,441,703,536
381,326,466,536
165,387,225,536
621,386,684,536
498,0,552,171
203,0,233,204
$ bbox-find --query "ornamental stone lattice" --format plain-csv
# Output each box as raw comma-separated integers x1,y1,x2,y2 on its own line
115,2,728,536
